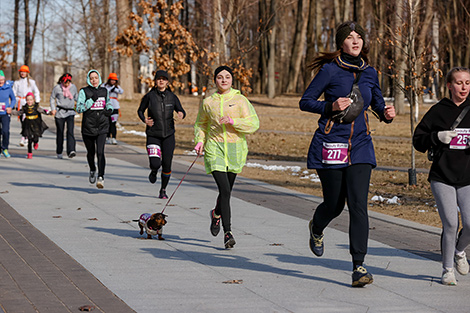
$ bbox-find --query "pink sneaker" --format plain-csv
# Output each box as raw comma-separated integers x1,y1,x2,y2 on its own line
27,153,33,159
34,142,38,150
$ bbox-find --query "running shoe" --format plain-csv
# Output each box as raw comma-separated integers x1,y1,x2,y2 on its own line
159,189,168,199
309,219,324,257
455,252,469,275
210,209,221,236
442,268,457,286
1,149,10,158
27,153,33,159
148,171,157,184
89,171,96,184
96,177,104,189
19,137,27,146
111,138,118,145
352,266,374,287
33,142,38,150
57,154,63,159
68,151,76,158
224,231,236,249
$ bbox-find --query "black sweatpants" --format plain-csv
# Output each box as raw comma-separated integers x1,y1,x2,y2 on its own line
55,115,76,155
147,134,175,190
82,133,107,177
312,164,372,263
212,171,237,233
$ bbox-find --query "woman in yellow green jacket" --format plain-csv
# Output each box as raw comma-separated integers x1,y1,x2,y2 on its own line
194,66,259,249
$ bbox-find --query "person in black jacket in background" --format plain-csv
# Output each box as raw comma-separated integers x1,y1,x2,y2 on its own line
137,70,186,199
413,67,470,286
76,70,113,189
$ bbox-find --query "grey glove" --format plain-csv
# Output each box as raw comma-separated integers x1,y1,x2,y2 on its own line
437,130,458,144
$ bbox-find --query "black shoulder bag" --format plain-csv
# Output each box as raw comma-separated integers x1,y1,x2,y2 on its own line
332,72,364,124
427,106,470,161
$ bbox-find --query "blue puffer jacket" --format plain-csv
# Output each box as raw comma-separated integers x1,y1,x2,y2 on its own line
0,81,16,116
299,61,391,169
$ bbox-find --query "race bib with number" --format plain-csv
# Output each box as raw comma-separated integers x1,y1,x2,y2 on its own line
147,144,162,158
449,128,470,149
322,142,349,164
110,114,119,122
90,97,106,110
0,102,5,112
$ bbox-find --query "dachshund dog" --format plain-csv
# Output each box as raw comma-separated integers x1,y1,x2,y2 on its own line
134,213,167,240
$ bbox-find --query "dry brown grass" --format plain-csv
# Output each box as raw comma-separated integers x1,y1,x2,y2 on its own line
115,94,441,228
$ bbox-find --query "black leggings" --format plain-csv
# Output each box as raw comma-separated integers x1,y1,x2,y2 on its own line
212,171,237,233
312,164,372,263
82,133,107,177
107,109,119,138
26,135,39,153
147,134,175,190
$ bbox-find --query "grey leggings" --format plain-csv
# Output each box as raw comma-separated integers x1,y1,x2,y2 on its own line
431,181,470,269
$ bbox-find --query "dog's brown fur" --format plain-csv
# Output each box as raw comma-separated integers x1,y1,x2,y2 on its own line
134,213,167,240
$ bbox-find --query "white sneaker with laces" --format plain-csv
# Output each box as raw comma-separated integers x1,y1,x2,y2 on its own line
455,252,469,275
442,268,457,285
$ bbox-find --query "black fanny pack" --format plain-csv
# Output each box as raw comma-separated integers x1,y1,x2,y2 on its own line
332,72,364,124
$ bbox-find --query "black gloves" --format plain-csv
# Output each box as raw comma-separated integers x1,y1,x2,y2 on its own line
104,108,113,117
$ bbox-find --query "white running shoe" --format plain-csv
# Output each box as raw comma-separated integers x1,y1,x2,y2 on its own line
455,252,469,275
96,177,104,189
19,137,27,146
442,268,457,285
111,138,117,145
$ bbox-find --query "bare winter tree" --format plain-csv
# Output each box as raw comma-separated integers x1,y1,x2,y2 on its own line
24,0,41,66
115,0,135,99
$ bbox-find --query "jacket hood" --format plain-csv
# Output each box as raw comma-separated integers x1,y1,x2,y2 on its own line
0,80,13,90
87,70,102,88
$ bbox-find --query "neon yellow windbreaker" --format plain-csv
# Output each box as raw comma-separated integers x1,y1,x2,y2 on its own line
194,88,259,174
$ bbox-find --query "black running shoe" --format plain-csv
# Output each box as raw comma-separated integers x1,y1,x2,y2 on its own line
148,171,157,184
89,171,96,184
224,231,236,249
352,266,373,287
309,219,324,257
210,209,221,236
159,189,168,199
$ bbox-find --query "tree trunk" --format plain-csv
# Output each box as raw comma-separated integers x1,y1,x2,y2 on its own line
285,0,308,93
12,0,19,77
303,0,316,87
258,0,268,94
116,0,134,99
267,0,277,98
394,0,405,114
103,0,110,76
24,0,41,67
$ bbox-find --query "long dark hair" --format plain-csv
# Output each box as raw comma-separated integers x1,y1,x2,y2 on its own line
307,48,370,75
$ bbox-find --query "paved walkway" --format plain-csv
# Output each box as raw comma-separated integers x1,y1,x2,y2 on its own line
0,116,469,312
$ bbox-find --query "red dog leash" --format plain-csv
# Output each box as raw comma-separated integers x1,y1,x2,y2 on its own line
161,154,199,214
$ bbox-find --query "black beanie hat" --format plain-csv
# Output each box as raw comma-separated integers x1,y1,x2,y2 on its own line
335,21,366,50
154,70,169,81
214,66,234,82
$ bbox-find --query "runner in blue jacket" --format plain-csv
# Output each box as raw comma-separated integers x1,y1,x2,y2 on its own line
300,21,395,287
0,70,16,158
